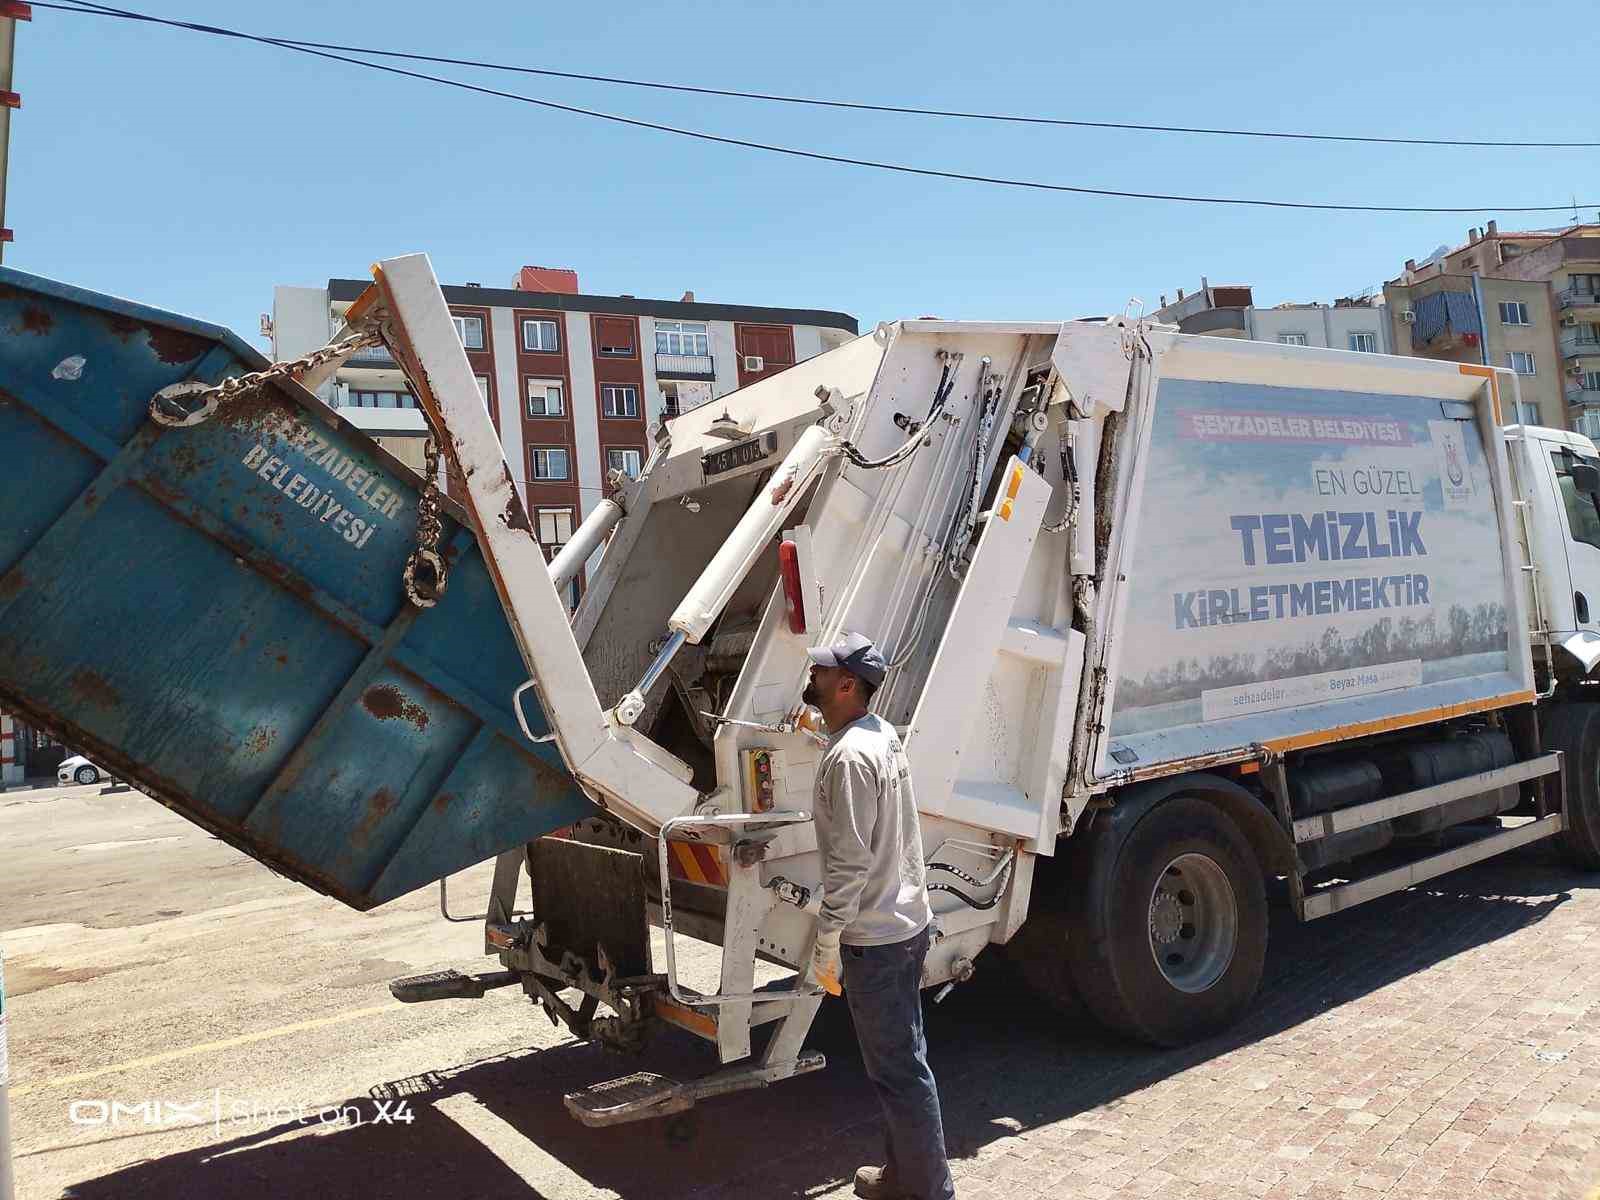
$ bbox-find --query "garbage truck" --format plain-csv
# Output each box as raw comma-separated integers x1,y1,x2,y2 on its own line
4,255,1599,1128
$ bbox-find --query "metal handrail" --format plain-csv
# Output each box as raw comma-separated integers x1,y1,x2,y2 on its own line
657,810,816,1008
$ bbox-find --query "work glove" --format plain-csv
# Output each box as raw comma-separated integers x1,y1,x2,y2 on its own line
807,929,842,996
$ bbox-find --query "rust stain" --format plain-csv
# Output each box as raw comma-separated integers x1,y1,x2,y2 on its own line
144,324,211,365
168,443,203,479
103,312,141,342
432,791,454,814
275,653,289,667
68,668,123,708
0,567,26,603
19,306,53,335
216,386,289,438
244,726,277,754
500,463,532,533
351,788,396,848
361,683,430,731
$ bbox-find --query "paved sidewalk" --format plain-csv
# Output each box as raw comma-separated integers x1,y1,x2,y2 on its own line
834,846,1600,1200
6,785,1598,1200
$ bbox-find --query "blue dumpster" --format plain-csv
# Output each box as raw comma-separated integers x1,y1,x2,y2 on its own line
0,267,591,909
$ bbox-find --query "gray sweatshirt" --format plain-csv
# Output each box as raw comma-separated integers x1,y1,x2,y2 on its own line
812,713,933,947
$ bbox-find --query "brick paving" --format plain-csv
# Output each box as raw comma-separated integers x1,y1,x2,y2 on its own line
11,793,1598,1200
726,840,1600,1200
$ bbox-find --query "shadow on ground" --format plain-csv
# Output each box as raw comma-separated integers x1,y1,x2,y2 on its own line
48,843,1585,1200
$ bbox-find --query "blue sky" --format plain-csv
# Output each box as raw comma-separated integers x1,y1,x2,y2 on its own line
6,0,1596,347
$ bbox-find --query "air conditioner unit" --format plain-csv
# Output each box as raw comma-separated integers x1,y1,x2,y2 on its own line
743,355,765,372
1401,309,1417,324
1562,315,1580,327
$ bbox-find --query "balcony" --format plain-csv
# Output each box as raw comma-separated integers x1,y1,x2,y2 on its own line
1559,329,1600,360
346,343,398,368
654,352,715,379
1569,384,1600,405
1559,287,1600,312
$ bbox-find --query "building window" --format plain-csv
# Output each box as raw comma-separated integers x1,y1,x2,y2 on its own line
595,317,636,357
475,375,492,408
1348,332,1378,353
1580,370,1600,392
1512,401,1539,424
1508,351,1537,375
348,390,416,408
1498,301,1531,326
536,507,573,558
1572,274,1600,297
526,379,565,418
601,384,639,419
452,315,484,350
531,447,569,480
655,320,710,356
523,319,560,353
606,447,643,479
1276,333,1309,346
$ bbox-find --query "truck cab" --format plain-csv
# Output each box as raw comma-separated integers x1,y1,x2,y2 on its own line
1508,424,1600,686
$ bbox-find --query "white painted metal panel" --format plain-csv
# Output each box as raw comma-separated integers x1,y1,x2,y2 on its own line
907,458,1055,843
1094,333,1535,779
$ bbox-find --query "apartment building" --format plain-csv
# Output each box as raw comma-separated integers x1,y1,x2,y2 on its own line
1383,220,1600,433
1152,279,1393,353
269,266,857,600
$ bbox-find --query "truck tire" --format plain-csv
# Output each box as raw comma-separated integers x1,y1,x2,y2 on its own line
1538,702,1600,870
1066,796,1267,1047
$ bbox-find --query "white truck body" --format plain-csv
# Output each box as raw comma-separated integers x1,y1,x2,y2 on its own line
361,257,1596,1125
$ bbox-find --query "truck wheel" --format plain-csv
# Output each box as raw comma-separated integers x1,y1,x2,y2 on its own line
1538,702,1600,870
1067,796,1267,1047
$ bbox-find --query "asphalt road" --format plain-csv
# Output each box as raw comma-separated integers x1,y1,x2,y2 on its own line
3,782,1599,1200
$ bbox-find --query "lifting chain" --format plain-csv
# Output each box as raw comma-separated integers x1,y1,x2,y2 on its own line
147,317,451,608
402,432,449,608
147,327,382,428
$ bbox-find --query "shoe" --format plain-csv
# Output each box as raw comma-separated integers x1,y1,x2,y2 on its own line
854,1165,909,1199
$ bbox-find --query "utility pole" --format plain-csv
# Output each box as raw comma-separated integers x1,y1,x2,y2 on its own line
1,947,14,1200
0,1,31,264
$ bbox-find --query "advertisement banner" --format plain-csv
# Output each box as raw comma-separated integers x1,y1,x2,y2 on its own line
1109,378,1510,746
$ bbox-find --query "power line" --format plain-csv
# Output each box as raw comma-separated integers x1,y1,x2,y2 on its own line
37,0,1600,215
40,1,1600,150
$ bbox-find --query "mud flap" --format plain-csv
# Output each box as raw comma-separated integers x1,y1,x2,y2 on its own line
530,838,652,980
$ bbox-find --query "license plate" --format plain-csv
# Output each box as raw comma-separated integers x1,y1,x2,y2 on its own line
702,432,778,479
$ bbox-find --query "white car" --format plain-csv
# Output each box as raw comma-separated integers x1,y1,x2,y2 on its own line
58,754,111,786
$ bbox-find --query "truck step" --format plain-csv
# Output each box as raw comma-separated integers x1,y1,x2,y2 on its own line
389,968,520,1003
564,1071,695,1127
565,1051,827,1128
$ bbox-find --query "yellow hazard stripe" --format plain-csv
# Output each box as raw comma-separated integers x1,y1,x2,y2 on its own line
672,842,709,885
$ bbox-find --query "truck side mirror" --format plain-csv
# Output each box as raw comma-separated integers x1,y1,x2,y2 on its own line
1572,462,1600,495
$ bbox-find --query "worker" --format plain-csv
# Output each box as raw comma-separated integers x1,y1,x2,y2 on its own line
801,632,955,1200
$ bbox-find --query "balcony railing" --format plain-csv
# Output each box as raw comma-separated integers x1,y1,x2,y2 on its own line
1559,329,1600,359
1559,288,1600,311
346,344,398,366
1569,384,1600,405
654,351,715,378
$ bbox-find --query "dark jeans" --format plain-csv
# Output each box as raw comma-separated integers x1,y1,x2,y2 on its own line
843,927,955,1200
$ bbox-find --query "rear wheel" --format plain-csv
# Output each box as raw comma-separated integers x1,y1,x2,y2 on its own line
74,764,98,785
1538,702,1600,870
1066,796,1267,1046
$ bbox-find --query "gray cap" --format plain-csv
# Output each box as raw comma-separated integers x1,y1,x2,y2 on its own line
806,631,887,689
